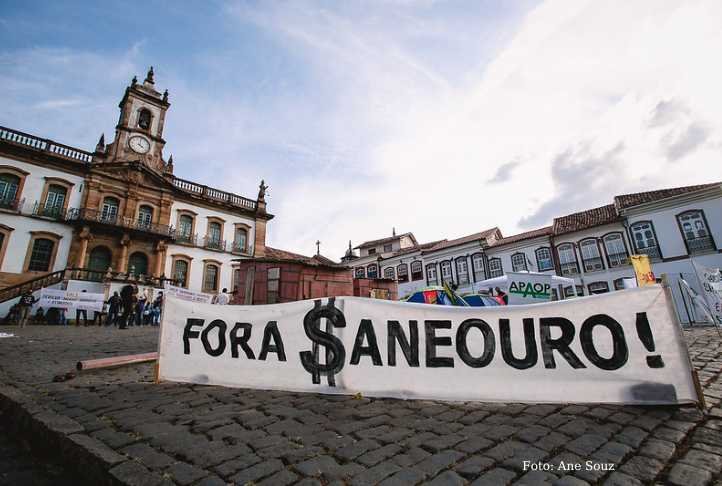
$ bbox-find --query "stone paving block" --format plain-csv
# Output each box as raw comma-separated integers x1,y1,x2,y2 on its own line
121,443,175,470
335,439,380,461
211,453,261,478
257,468,298,486
165,462,208,485
615,427,648,448
66,433,126,467
416,450,464,476
91,428,139,449
379,468,427,486
356,444,402,467
603,471,643,485
618,455,664,482
426,470,466,486
470,467,516,486
680,448,722,474
515,470,558,485
109,460,165,486
637,438,675,462
391,446,431,467
591,441,633,465
565,434,607,456
230,458,284,484
552,476,590,486
195,475,226,486
350,461,401,486
666,463,713,486
453,455,494,477
454,436,492,454
652,426,687,443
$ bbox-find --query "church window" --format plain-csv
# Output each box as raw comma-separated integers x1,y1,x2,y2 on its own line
28,238,55,272
203,262,220,292
101,197,119,223
137,205,153,229
0,173,20,207
127,252,149,276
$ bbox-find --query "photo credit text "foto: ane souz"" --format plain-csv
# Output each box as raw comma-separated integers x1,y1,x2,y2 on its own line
523,460,616,472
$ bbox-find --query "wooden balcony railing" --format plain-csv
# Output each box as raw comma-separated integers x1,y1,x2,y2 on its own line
0,126,93,163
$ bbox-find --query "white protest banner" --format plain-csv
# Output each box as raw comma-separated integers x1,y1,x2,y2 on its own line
158,285,700,405
692,262,722,324
164,284,213,304
39,289,104,312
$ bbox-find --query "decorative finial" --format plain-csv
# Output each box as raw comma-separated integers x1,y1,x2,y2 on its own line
145,66,155,84
95,133,105,152
131,75,137,87
258,179,268,201
348,240,352,251
392,227,396,236
168,154,173,165
162,89,169,102
316,240,321,256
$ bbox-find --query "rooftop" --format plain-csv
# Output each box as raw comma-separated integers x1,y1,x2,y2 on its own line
422,227,500,254
491,226,553,247
258,247,348,268
552,204,618,235
614,182,721,211
354,232,417,250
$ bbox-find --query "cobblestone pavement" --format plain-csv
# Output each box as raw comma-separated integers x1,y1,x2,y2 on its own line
0,325,721,486
0,414,78,485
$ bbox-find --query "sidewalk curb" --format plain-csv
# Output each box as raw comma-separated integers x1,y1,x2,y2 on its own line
0,383,159,486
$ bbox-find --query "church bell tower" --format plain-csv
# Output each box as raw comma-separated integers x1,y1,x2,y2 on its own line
98,67,171,173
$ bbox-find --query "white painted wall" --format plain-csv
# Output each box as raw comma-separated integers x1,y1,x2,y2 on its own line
166,201,257,294
626,196,722,259
0,156,84,209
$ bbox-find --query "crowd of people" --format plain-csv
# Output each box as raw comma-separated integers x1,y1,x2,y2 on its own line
6,285,233,328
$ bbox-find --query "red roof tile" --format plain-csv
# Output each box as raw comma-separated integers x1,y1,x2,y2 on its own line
354,232,417,249
552,204,618,235
492,226,552,247
614,182,720,210
422,227,500,254
258,247,347,268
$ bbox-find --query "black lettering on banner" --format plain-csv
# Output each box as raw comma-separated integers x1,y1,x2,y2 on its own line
351,319,383,365
540,317,585,369
499,318,538,369
259,321,287,361
456,319,495,368
579,314,628,370
183,318,204,354
300,299,347,385
425,320,454,368
388,320,419,367
635,312,664,368
230,323,255,359
201,319,227,357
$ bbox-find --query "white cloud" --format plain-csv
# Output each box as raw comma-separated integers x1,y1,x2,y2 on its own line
239,0,722,257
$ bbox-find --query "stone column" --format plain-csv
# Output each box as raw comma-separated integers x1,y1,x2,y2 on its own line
119,234,130,273
76,226,91,268
154,241,167,278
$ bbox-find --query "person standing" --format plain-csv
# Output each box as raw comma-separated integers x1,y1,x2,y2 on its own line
75,289,89,326
107,292,120,326
151,292,163,326
119,284,135,330
216,288,230,305
17,290,37,328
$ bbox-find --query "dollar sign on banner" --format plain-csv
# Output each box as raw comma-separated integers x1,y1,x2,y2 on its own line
300,298,347,386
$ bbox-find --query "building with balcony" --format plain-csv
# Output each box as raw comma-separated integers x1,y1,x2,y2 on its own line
348,182,721,322
0,68,273,301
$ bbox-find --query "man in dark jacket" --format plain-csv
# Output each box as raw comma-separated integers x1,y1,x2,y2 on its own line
119,284,136,330
17,290,38,328
107,292,121,326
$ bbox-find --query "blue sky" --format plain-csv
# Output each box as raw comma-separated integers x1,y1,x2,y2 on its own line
2,1,721,258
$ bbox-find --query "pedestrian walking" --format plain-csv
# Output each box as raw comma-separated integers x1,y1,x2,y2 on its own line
17,290,37,328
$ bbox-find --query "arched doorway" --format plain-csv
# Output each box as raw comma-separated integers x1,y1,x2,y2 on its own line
127,252,149,276
88,246,112,272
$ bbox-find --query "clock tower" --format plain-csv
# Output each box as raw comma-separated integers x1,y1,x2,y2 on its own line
98,67,172,173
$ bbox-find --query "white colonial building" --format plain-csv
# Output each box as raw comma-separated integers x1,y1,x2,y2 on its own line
0,68,273,313
348,182,722,323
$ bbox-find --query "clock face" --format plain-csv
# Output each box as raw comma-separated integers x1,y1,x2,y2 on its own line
128,135,150,154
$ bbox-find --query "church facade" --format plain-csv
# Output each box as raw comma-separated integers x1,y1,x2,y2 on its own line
0,68,272,297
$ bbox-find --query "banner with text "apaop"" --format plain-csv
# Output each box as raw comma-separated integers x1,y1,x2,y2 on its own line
157,285,699,405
